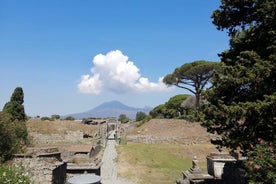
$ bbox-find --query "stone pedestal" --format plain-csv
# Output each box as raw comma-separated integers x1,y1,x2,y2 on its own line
206,152,236,179
181,156,213,184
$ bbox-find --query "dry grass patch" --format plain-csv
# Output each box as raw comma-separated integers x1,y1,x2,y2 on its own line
117,142,217,184
27,119,97,135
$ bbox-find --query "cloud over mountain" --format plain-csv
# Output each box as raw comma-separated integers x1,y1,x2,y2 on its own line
78,50,168,94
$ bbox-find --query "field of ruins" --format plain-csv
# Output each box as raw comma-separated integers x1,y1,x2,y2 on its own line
24,118,219,184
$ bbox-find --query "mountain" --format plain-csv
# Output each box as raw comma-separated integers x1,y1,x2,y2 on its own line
64,100,152,120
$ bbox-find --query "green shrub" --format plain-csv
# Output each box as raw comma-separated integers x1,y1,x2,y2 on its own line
2,87,26,122
64,116,75,120
242,138,276,183
40,116,53,121
0,164,32,184
0,113,14,162
0,87,29,163
136,115,151,127
0,112,28,163
118,114,130,123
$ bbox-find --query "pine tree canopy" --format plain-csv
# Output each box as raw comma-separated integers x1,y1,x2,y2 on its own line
202,0,276,154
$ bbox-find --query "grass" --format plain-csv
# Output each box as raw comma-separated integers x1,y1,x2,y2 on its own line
117,142,216,184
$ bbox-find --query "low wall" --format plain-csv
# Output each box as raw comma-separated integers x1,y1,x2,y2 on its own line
30,131,84,145
127,135,213,144
13,156,66,184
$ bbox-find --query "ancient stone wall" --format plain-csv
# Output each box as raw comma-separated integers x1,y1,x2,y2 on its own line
30,131,83,145
13,147,66,184
13,156,66,184
127,135,213,144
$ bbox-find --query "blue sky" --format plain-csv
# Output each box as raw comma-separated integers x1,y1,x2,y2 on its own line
0,0,229,117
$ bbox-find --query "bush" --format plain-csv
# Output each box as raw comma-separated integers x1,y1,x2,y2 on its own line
40,116,52,121
135,111,148,121
64,116,75,121
0,112,28,163
0,114,14,162
0,164,32,184
242,138,276,183
118,114,130,123
0,87,29,163
136,115,151,127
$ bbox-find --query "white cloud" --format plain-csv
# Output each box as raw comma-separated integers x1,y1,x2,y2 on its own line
78,50,169,94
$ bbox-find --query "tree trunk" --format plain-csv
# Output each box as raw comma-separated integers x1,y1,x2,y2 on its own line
195,93,200,117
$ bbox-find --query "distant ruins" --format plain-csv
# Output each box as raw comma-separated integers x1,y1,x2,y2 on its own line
13,118,120,184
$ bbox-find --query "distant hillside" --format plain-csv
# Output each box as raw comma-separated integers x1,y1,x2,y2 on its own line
64,100,152,119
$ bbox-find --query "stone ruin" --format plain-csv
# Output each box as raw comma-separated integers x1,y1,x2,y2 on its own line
177,152,246,184
13,144,103,184
13,147,66,184
12,120,120,183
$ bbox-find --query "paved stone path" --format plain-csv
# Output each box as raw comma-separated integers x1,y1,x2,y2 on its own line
101,131,134,184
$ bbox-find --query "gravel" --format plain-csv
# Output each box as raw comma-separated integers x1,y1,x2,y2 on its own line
101,132,135,184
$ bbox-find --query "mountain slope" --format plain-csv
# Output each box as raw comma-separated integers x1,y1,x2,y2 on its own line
65,100,152,119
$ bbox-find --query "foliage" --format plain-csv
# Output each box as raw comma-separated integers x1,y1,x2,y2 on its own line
135,114,151,127
203,0,276,151
40,116,53,121
150,104,166,118
0,112,28,162
163,60,217,113
0,164,32,184
165,94,189,115
64,116,75,121
0,113,14,162
135,111,147,121
242,138,276,183
202,0,276,182
0,87,28,162
2,87,26,121
150,94,190,118
51,114,60,120
118,114,130,123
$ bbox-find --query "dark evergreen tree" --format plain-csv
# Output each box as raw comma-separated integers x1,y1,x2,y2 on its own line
0,112,14,162
3,87,26,121
0,87,28,162
202,1,276,183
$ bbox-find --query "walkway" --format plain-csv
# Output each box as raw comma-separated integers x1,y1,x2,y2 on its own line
101,131,134,184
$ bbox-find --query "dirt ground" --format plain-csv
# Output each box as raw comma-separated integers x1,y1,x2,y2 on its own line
132,119,216,138
128,119,218,145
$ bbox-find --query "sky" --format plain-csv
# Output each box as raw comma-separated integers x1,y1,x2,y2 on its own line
0,0,229,117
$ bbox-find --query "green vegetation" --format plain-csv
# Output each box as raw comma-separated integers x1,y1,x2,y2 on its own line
242,138,276,183
51,114,60,120
0,87,28,162
202,0,276,183
0,164,32,184
135,111,147,121
64,116,75,120
163,60,217,114
150,94,189,119
40,116,53,121
2,87,26,122
118,143,191,184
135,111,151,127
118,114,130,123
